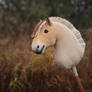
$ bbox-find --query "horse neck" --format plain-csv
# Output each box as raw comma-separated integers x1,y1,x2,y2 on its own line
52,22,83,69
53,22,83,57
54,22,75,50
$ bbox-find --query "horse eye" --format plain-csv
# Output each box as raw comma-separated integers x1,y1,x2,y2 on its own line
44,29,48,33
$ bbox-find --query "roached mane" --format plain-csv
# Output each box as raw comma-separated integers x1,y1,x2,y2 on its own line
49,17,85,49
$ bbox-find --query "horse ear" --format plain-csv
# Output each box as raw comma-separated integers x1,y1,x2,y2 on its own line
46,18,51,26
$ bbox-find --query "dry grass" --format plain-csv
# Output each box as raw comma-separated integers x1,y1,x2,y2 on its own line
0,28,92,92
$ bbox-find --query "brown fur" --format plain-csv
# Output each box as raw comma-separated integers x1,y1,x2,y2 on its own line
32,21,57,48
31,18,52,39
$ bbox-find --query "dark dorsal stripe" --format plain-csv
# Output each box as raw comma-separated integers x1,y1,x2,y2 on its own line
31,20,43,38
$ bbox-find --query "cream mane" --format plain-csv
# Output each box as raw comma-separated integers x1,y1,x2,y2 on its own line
49,17,85,50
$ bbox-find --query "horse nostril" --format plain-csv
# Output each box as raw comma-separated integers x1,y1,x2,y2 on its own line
37,45,39,48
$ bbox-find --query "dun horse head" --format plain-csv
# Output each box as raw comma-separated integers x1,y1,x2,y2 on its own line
31,18,57,54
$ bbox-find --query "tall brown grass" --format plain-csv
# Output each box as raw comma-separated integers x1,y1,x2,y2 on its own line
0,27,92,92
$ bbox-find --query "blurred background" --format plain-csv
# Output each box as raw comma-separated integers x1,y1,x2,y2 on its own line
0,0,92,92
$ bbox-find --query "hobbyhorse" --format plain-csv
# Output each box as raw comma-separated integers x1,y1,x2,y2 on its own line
31,17,86,92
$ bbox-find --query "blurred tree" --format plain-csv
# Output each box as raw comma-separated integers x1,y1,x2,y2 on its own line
0,0,92,27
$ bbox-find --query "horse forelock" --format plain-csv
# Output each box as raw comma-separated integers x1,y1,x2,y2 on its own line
31,20,43,38
32,20,46,38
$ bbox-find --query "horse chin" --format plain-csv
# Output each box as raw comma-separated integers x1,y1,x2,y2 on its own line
34,45,46,54
41,45,46,53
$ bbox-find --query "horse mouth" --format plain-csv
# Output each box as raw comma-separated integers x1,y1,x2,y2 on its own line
35,45,45,54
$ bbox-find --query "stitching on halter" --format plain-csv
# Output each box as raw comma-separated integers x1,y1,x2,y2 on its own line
35,21,46,36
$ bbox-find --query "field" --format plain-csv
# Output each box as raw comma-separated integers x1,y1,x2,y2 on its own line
0,20,92,92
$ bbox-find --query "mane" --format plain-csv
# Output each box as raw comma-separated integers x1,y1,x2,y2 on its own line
49,17,85,50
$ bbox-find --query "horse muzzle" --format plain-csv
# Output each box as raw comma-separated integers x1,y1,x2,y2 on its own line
32,45,45,54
